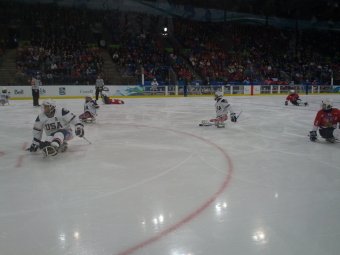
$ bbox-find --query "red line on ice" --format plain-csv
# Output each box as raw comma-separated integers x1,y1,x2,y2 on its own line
21,142,28,151
116,125,234,255
15,142,28,168
15,155,24,168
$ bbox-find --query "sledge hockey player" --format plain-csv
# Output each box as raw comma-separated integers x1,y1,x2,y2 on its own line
29,99,84,156
0,87,10,105
309,99,340,143
79,95,99,122
101,92,125,104
201,91,237,128
285,90,308,106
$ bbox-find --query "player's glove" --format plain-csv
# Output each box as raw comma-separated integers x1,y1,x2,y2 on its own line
39,141,51,149
230,113,237,123
75,125,84,137
29,143,39,152
309,130,317,142
285,101,288,106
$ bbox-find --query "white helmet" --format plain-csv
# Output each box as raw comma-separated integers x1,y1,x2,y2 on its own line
2,87,7,93
321,99,333,110
42,99,56,117
290,90,295,94
215,91,223,100
85,94,92,101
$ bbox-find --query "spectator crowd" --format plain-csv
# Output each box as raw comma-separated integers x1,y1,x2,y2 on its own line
0,1,339,86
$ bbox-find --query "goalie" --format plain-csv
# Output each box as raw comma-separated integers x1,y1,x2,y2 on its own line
101,92,125,104
29,99,84,156
201,91,237,128
309,99,340,143
285,90,308,106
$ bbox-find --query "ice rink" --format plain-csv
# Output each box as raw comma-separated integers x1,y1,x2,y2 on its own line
0,94,340,255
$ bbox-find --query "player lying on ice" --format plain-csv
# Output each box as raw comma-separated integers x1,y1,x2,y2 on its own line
200,91,237,128
285,90,308,106
101,92,125,104
79,95,99,123
29,99,84,156
309,99,340,143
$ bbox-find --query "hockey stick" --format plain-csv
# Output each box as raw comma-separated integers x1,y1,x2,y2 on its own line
27,135,92,151
82,136,92,144
26,139,43,151
230,110,243,123
199,122,214,126
236,110,242,120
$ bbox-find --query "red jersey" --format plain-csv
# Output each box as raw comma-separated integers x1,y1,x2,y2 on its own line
286,93,300,102
110,99,124,104
314,108,340,128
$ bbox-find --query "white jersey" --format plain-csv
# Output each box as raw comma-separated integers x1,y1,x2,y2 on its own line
84,100,98,115
32,107,81,144
151,81,158,89
215,98,234,117
0,92,10,103
95,78,104,89
31,78,42,90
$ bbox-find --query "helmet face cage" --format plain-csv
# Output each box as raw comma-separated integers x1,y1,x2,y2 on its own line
321,99,332,110
215,91,223,100
85,95,92,102
42,100,56,117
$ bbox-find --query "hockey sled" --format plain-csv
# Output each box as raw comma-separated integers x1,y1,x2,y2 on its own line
308,135,339,144
199,122,214,126
81,118,96,124
42,145,59,157
199,120,213,126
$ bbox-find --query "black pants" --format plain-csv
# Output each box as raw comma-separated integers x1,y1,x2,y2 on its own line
32,89,40,106
95,87,103,101
319,127,335,139
103,96,110,104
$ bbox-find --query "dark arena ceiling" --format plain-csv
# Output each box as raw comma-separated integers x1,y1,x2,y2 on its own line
146,0,340,21
3,0,340,22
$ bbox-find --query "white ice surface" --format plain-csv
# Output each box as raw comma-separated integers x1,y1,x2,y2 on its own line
0,95,340,255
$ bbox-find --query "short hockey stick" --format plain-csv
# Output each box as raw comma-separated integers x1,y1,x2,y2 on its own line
82,136,92,144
